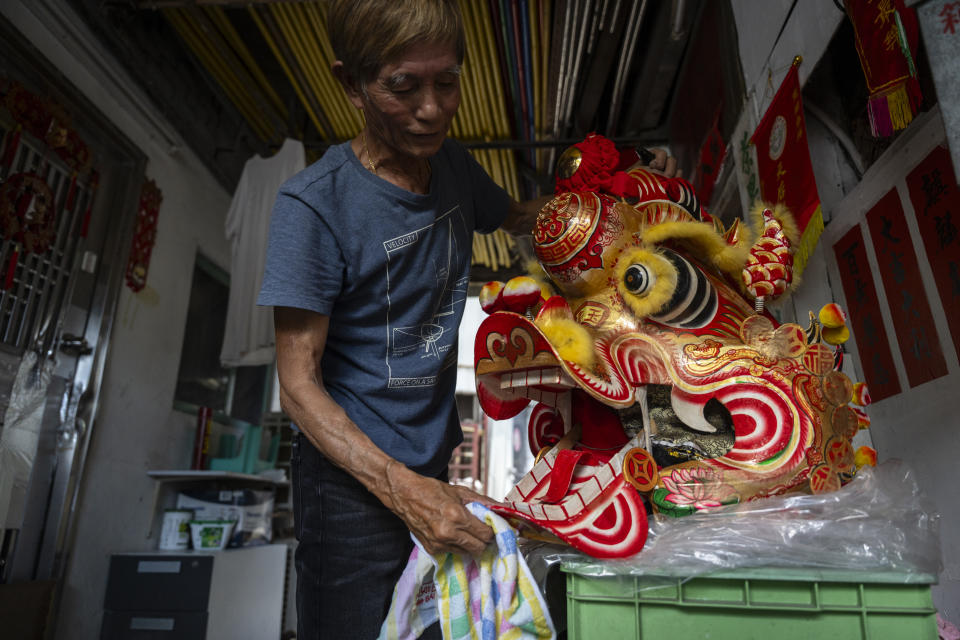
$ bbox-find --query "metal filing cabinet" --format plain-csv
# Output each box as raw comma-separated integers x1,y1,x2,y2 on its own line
101,545,287,640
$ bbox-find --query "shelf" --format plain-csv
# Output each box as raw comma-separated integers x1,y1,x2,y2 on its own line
145,470,289,539
147,470,288,486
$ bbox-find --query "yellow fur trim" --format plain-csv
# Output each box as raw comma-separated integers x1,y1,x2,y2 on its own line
640,221,750,281
535,316,596,369
613,247,678,318
523,259,558,299
793,205,824,278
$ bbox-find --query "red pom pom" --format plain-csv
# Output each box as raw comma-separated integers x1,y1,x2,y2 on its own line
556,133,620,194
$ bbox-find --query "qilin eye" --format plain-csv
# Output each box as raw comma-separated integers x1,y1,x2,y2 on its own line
649,249,718,329
624,264,654,294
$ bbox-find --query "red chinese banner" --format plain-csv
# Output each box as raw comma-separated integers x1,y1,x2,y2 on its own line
845,0,922,137
905,144,960,360
939,2,960,33
693,111,726,205
866,189,947,387
125,179,162,293
750,61,822,278
834,225,902,401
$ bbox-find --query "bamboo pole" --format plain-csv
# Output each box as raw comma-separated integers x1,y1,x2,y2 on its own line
279,3,353,139
205,5,287,118
166,8,272,140
247,6,330,139
193,7,284,136
270,4,341,138
302,3,362,135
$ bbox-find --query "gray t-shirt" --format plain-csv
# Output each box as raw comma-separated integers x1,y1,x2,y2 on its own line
257,139,510,475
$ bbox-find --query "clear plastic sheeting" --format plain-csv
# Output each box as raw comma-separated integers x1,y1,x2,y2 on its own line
0,350,54,529
522,460,941,584
0,348,21,411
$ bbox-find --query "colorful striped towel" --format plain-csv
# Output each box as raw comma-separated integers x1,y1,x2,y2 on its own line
379,502,555,640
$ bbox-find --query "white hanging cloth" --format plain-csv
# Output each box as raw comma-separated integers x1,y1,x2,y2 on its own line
220,138,305,367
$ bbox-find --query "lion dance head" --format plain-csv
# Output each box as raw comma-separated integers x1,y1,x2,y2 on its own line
474,134,872,558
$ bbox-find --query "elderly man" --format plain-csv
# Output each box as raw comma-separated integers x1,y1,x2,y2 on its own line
258,1,673,636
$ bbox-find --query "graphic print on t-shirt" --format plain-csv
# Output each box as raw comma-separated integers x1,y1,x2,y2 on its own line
384,205,470,388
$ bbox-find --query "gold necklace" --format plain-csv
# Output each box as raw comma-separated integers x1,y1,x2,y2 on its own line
361,130,432,190
361,129,377,174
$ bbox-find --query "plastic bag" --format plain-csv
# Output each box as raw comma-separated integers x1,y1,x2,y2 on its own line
176,487,275,547
0,350,54,528
523,459,940,583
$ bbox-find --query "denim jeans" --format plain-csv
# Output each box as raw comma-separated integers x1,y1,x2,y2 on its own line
292,433,442,639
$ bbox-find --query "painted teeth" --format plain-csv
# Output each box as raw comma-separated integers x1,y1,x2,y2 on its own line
498,366,574,390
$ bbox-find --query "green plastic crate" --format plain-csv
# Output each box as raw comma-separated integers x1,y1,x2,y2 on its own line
564,567,937,640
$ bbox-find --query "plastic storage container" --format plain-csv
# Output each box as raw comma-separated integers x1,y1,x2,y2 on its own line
564,567,937,640
207,420,280,474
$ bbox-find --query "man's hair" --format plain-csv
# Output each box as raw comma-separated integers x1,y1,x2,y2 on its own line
327,0,465,87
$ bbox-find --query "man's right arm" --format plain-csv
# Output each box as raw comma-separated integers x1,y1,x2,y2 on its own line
273,306,494,555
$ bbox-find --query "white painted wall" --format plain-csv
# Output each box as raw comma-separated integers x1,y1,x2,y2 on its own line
1,3,232,638
732,0,843,126
814,109,960,621
732,0,960,622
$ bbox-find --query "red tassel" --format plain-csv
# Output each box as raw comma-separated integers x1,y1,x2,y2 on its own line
0,126,22,172
4,246,19,290
80,200,93,238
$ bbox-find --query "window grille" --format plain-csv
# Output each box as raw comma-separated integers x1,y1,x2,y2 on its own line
0,124,95,353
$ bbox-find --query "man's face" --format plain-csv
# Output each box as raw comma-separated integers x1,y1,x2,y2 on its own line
355,40,461,161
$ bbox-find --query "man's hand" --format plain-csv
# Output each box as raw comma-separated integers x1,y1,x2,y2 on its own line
640,147,680,178
383,461,495,556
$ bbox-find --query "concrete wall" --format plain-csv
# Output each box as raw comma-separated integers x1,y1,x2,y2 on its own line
0,3,232,638
731,0,959,622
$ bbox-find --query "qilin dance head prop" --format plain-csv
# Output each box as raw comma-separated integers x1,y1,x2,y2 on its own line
474,134,873,558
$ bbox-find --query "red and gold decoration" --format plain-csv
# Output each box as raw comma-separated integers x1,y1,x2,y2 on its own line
833,225,902,402
750,58,822,283
854,445,878,469
692,111,727,205
0,173,56,290
0,79,100,292
741,203,796,312
866,189,947,387
0,79,94,174
125,179,163,293
845,0,922,137
905,144,960,361
474,134,869,559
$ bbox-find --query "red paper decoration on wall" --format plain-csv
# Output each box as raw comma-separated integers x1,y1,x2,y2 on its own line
750,60,823,278
833,225,902,402
1,79,93,173
866,188,947,388
905,144,960,361
125,179,162,292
